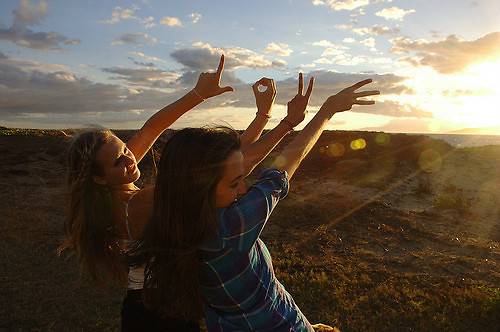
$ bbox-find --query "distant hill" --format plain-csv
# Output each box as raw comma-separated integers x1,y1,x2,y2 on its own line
448,126,500,135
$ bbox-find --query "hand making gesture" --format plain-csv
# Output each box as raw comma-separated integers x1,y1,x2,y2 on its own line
192,54,234,100
320,78,380,114
284,73,314,127
252,77,277,118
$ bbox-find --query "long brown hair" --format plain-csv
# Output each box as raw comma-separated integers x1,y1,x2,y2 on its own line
128,126,241,320
60,129,127,284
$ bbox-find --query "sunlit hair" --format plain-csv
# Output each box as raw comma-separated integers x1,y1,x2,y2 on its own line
59,129,127,284
128,126,241,320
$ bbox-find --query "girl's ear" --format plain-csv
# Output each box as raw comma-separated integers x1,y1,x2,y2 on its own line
93,175,106,185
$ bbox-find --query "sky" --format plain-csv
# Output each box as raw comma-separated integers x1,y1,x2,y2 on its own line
1,0,499,133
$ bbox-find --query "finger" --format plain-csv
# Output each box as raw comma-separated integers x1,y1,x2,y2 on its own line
355,90,380,98
354,99,375,105
298,73,303,95
271,79,277,96
252,82,259,94
349,78,373,91
219,86,234,94
216,54,225,78
305,77,314,99
258,77,273,86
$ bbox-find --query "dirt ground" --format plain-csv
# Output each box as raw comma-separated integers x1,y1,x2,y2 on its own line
1,128,499,331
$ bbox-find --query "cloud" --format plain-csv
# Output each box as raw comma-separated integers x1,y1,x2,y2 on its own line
312,0,393,11
313,40,348,48
142,16,155,28
170,42,287,71
193,70,418,118
160,16,182,27
190,12,202,24
390,32,500,74
128,51,166,63
102,6,137,24
360,37,376,51
111,32,157,46
101,6,155,28
312,0,370,11
353,25,399,36
0,0,80,50
264,43,293,57
375,7,415,21
102,66,180,89
343,37,356,43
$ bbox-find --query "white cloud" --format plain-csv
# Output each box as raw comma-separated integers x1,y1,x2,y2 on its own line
0,0,80,50
171,42,287,71
142,16,155,28
312,40,348,49
353,25,399,36
160,16,182,27
313,0,370,11
190,12,202,24
360,37,376,49
264,42,293,57
375,7,416,21
343,37,356,43
390,32,500,74
312,0,393,11
102,6,137,24
129,51,165,63
111,32,157,46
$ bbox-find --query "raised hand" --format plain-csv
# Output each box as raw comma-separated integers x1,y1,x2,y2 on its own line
284,73,314,127
320,79,380,114
193,54,234,99
252,77,276,117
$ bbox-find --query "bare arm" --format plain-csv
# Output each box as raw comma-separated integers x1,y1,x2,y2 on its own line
239,78,276,149
273,79,380,179
242,73,313,176
126,55,234,163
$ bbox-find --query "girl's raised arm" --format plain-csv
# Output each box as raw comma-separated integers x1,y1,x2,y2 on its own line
274,79,380,179
239,77,276,149
242,73,312,176
126,55,233,163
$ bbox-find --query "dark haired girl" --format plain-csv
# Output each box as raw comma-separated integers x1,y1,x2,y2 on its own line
130,77,379,330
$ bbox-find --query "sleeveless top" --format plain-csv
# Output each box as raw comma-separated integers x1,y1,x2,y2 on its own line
121,191,145,290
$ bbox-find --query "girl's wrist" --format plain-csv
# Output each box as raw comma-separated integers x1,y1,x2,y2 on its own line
255,111,271,120
280,118,294,132
190,88,206,102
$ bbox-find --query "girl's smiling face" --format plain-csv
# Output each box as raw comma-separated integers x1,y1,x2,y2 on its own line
93,135,140,186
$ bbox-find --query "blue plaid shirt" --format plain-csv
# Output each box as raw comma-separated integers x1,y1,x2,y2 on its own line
199,169,313,332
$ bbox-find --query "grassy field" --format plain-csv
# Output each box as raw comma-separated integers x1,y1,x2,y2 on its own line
1,128,499,331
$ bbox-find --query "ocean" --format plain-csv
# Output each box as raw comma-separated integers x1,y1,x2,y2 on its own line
422,134,500,148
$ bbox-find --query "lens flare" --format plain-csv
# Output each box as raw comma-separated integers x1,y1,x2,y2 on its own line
350,138,367,150
418,149,442,173
375,133,390,146
327,143,345,157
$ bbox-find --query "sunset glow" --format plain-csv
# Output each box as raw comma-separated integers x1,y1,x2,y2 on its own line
1,0,499,133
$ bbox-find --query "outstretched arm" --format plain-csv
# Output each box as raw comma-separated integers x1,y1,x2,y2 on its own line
242,73,313,176
274,79,380,179
126,55,233,163
239,77,276,149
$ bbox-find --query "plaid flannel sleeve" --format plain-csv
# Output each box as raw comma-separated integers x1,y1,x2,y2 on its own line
217,168,289,253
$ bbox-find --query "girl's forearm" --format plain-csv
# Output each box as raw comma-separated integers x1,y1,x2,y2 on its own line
127,90,203,163
273,107,334,179
239,113,269,149
242,121,291,177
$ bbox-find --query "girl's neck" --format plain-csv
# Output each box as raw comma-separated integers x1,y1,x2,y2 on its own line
109,182,139,193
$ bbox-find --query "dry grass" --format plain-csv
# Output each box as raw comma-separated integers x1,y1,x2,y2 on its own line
1,128,499,331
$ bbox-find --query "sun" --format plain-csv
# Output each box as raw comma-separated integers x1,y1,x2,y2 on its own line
453,59,500,128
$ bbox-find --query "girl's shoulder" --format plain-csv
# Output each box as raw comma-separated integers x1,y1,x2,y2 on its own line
125,186,154,239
